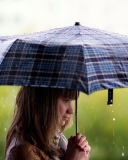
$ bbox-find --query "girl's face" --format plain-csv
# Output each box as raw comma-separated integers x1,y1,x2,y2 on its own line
57,97,74,126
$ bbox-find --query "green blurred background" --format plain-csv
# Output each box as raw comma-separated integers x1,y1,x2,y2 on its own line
0,86,128,160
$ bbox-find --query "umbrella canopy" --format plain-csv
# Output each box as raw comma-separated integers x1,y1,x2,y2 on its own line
0,22,128,95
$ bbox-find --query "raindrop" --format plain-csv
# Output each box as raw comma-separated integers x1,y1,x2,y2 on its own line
113,118,116,121
5,128,6,131
122,153,124,156
123,146,124,149
112,110,114,112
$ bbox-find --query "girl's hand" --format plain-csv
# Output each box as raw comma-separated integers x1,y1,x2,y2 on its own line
75,133,91,156
65,133,91,160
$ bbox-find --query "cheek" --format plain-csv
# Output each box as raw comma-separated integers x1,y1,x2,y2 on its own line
59,105,65,116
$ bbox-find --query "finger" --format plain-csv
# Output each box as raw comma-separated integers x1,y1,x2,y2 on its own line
84,145,91,153
77,136,88,145
77,140,88,149
75,133,83,142
86,152,90,159
77,140,91,153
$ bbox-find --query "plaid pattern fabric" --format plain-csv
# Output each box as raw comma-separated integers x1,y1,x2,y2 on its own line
0,24,128,94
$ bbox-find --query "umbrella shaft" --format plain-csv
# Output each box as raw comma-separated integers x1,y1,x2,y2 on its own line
75,91,78,135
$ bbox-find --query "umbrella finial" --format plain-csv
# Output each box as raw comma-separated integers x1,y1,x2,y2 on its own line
75,22,80,26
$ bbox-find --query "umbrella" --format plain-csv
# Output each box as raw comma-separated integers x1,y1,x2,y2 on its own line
1,22,128,133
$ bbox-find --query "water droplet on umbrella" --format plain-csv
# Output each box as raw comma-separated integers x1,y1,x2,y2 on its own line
113,118,116,121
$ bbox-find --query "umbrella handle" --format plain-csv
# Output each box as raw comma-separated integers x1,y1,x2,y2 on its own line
107,89,113,105
75,91,78,135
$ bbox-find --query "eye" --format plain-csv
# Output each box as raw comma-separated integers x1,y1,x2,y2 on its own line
63,99,69,103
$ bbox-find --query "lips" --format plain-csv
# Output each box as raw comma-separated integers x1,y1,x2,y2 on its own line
63,117,69,120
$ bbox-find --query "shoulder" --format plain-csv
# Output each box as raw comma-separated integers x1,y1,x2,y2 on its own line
5,138,51,160
6,141,40,160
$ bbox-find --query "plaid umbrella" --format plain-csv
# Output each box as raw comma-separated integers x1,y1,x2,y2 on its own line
1,22,128,94
1,22,128,133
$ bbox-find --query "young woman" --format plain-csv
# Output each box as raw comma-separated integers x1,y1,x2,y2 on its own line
5,87,91,160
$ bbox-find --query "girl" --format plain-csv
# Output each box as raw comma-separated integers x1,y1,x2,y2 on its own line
5,87,91,160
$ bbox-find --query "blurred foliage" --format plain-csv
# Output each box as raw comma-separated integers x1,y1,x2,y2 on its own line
0,86,128,160
0,86,20,160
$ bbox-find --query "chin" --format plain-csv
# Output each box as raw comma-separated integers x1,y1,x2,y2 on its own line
61,121,66,126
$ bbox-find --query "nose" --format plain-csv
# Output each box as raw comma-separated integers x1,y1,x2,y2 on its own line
67,103,74,114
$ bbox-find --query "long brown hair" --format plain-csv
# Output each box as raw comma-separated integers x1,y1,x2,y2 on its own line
5,87,78,158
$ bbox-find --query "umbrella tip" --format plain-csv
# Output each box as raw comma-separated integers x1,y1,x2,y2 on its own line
75,22,80,26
